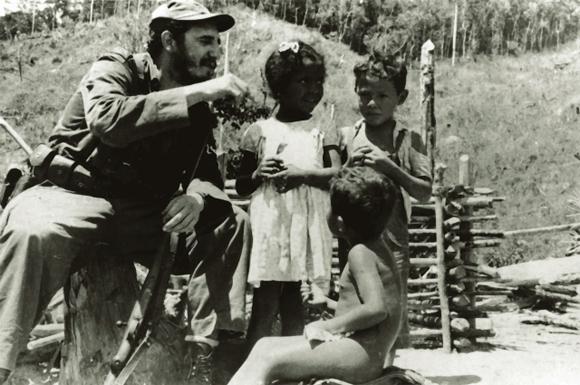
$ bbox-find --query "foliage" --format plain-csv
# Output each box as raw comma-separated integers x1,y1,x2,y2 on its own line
208,0,580,59
0,4,579,268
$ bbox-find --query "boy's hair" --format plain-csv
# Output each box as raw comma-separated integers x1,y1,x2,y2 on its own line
330,166,396,241
353,51,407,94
147,19,193,59
264,40,325,97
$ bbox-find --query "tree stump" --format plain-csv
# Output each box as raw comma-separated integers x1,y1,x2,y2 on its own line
60,246,191,385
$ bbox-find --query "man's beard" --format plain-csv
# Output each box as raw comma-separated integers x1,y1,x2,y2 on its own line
172,49,216,85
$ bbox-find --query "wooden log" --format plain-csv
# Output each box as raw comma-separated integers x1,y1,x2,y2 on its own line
27,332,65,351
409,329,442,338
448,283,466,295
504,223,580,237
458,214,498,223
408,278,439,286
409,313,441,328
450,294,471,308
450,318,492,332
31,324,65,338
534,287,580,304
434,164,452,353
538,284,578,297
448,266,467,280
60,249,191,385
464,263,499,278
522,310,580,330
420,39,436,174
410,258,438,266
408,291,438,299
496,255,580,286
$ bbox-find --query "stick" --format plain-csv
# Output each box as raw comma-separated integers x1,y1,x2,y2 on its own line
434,164,452,353
420,40,436,176
452,1,458,66
27,332,65,351
504,223,580,237
0,116,34,155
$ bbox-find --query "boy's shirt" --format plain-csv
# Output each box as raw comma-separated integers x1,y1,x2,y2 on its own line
340,119,431,248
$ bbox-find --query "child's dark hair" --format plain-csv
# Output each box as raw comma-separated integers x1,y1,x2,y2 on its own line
264,40,325,97
353,50,407,94
147,18,193,59
330,167,396,241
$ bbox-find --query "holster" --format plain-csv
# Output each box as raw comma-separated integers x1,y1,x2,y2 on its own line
30,144,102,196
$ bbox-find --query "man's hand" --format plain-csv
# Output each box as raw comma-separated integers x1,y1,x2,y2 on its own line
162,193,204,233
270,164,305,193
202,73,250,103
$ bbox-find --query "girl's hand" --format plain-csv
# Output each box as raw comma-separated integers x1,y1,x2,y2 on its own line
254,156,285,180
270,164,304,192
301,281,328,309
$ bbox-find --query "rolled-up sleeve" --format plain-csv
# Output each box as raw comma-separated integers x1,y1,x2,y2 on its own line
80,59,191,148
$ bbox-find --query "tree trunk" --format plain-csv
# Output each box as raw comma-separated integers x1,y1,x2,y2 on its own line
60,249,191,385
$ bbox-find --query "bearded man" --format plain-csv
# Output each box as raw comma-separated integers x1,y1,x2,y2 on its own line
0,1,250,383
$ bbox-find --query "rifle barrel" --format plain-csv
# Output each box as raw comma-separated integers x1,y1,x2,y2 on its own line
0,117,33,156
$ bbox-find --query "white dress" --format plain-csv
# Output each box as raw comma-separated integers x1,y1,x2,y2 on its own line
240,117,334,290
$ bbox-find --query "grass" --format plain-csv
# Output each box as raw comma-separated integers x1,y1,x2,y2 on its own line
1,4,580,266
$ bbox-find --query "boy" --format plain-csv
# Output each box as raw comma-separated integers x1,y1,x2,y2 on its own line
342,51,433,363
227,167,402,385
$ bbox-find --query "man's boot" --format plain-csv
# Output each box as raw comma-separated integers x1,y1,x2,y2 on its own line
0,368,11,385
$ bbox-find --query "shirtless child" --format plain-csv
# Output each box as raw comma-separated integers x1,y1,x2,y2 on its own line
228,166,402,385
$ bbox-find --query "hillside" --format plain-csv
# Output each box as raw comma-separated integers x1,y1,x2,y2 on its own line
1,4,579,265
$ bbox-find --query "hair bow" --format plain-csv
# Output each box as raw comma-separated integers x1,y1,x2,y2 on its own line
278,41,300,54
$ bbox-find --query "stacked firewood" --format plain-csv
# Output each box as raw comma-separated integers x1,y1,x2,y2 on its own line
406,158,504,351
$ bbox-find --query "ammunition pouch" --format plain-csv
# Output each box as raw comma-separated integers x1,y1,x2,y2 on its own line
30,144,103,196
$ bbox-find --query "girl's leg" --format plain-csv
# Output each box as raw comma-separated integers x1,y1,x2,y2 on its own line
279,281,304,336
229,336,382,385
245,281,281,350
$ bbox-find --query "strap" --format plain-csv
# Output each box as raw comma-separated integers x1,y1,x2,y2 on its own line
394,128,407,154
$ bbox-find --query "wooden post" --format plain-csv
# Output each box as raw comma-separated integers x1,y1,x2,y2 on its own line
420,40,436,177
60,249,191,385
452,2,458,66
32,4,36,34
434,164,452,353
90,0,95,23
457,154,479,344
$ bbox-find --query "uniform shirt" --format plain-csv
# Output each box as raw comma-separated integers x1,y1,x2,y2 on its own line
48,49,231,225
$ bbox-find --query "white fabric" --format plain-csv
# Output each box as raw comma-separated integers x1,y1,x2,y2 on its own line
247,118,333,290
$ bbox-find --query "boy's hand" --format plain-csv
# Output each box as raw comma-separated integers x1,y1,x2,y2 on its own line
360,146,399,175
253,156,285,180
301,281,328,308
347,146,372,167
270,164,304,193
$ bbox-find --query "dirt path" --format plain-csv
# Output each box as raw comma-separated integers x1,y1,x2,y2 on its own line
9,311,580,385
396,311,580,385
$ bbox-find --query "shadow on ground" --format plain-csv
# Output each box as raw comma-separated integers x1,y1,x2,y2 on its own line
427,375,482,385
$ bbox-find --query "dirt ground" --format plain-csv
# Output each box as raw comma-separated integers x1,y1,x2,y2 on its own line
9,310,580,385
396,311,580,385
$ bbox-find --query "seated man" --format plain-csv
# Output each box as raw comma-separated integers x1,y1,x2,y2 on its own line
0,1,250,384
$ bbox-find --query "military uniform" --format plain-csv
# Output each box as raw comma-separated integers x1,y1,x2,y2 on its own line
0,50,249,372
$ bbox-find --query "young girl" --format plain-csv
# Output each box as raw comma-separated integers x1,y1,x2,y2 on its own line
235,41,341,346
228,167,402,385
